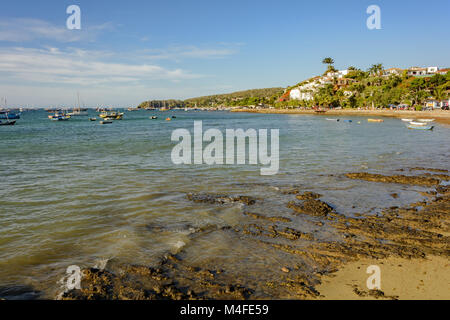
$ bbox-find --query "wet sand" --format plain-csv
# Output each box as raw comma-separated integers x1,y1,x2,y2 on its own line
317,255,450,300
232,109,450,125
57,168,450,300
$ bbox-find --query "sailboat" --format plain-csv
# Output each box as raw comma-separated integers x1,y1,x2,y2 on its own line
0,98,21,120
67,92,88,116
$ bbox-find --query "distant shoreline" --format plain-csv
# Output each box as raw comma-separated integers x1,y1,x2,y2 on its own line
231,108,450,125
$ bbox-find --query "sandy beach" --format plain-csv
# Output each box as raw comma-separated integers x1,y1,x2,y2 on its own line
232,109,450,125
317,256,450,300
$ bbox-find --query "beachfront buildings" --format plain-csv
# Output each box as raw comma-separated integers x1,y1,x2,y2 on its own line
407,66,439,76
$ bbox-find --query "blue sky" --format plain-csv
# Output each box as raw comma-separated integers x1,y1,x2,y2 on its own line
0,0,449,107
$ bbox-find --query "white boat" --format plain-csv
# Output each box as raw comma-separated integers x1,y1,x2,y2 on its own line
410,121,427,126
418,119,435,122
401,119,414,122
67,92,89,116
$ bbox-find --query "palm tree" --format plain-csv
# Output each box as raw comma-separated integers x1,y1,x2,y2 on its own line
369,63,384,76
322,57,335,68
434,87,446,101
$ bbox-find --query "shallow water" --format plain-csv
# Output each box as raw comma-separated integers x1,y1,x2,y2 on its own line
0,110,449,298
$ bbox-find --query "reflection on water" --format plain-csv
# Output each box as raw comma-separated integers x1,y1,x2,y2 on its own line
0,110,449,298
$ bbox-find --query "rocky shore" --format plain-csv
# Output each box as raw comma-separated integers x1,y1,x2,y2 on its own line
58,167,449,300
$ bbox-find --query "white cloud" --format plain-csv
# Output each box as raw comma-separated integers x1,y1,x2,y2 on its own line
140,45,238,61
0,47,202,86
0,18,111,43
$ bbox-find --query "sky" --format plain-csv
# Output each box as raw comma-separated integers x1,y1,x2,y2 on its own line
0,0,449,108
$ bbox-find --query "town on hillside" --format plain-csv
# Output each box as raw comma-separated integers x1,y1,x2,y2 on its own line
278,59,450,111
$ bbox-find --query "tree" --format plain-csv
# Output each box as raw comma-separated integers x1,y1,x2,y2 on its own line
368,63,384,76
322,57,335,69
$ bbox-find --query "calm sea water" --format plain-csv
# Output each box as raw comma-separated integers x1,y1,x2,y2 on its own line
1,110,449,298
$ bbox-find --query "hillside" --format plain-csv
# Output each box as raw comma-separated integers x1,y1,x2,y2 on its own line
138,87,284,109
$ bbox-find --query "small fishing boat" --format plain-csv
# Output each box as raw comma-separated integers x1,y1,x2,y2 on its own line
165,117,171,121
326,118,340,121
99,110,123,120
99,120,113,125
0,120,16,126
409,121,427,126
401,119,414,122
408,124,434,130
0,112,20,120
368,119,384,123
49,113,70,121
150,116,158,119
418,119,435,122
89,117,97,121
342,120,352,123
172,116,176,119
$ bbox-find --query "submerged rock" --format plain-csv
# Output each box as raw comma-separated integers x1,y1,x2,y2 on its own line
296,192,322,200
345,172,440,186
186,193,256,205
287,199,334,217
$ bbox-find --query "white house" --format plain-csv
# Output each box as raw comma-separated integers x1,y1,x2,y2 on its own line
407,66,439,76
326,70,349,79
290,88,314,101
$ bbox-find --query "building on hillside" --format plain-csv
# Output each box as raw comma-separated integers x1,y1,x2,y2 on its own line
436,68,450,75
290,88,314,101
326,69,349,79
383,68,403,77
407,66,439,76
335,78,354,89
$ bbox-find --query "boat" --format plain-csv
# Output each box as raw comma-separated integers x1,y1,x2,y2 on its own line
165,117,171,121
409,121,428,126
0,120,16,126
67,93,89,116
150,116,158,119
342,120,352,123
417,119,435,122
408,125,434,130
0,111,20,120
315,109,327,113
368,119,384,123
172,116,176,119
89,118,97,121
49,112,70,121
326,118,340,121
99,120,113,125
99,110,123,120
401,119,414,122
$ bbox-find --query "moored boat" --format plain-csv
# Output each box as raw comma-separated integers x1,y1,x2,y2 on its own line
407,124,434,130
0,120,16,126
99,110,123,120
99,120,113,125
401,119,414,122
368,119,384,123
418,119,435,123
409,121,427,126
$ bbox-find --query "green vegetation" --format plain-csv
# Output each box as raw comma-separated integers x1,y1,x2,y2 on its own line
138,88,284,109
285,60,450,109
